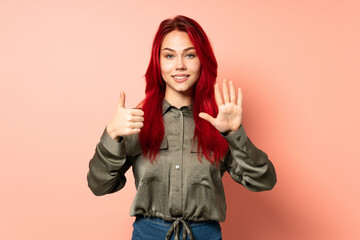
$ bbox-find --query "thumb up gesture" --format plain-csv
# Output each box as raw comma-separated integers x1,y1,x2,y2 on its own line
106,91,144,141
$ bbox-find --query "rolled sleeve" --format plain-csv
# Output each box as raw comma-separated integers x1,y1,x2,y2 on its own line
222,125,277,191
100,127,125,157
87,127,131,196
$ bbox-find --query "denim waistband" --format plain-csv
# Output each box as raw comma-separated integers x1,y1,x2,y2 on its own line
139,216,218,240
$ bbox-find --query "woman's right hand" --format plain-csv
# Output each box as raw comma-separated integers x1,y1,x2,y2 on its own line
106,91,144,141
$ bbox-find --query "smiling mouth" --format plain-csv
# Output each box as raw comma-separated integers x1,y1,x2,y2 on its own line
172,75,190,83
173,75,189,80
173,76,189,80
172,74,190,79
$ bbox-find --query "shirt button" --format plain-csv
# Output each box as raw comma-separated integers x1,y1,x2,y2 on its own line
175,165,180,170
237,136,241,141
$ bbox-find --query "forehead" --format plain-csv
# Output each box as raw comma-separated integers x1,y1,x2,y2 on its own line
161,30,194,49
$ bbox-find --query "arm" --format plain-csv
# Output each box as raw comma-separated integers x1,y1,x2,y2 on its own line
222,124,277,192
87,127,132,196
199,80,276,191
87,91,143,196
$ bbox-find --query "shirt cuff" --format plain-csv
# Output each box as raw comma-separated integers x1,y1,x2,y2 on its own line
100,127,125,156
221,124,248,149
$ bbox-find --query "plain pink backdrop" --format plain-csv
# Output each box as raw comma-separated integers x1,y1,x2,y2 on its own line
1,0,359,239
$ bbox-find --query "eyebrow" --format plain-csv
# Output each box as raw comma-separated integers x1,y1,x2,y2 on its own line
161,47,195,52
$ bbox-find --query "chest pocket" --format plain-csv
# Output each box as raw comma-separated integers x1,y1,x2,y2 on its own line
189,138,227,168
131,134,168,158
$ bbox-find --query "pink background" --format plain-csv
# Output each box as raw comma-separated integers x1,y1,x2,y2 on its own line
1,0,359,239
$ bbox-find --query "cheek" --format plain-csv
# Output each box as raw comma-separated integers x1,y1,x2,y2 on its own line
190,61,201,75
160,61,173,74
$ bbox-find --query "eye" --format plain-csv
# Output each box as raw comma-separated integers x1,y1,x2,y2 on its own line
186,53,196,58
165,54,174,59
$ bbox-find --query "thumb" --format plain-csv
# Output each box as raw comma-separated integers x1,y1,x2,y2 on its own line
199,112,215,126
118,91,126,108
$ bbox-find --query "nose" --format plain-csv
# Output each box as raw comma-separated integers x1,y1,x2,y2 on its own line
176,57,187,70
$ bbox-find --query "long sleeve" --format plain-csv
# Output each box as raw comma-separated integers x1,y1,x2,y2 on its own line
222,124,277,192
87,127,132,196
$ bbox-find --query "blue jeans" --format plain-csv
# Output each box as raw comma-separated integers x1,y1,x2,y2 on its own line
132,216,222,240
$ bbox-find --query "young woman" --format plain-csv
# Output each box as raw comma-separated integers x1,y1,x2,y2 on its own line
87,15,277,240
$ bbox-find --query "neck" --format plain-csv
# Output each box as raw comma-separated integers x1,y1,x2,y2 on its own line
164,89,193,108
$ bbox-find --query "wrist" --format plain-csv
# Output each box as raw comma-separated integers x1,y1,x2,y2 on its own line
106,123,118,141
221,124,242,136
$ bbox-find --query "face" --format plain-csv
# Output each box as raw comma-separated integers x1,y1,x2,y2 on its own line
160,30,201,99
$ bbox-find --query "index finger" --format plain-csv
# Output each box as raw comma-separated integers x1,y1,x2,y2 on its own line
214,83,223,106
129,108,144,116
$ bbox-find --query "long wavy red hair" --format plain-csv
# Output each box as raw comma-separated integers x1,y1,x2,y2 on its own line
138,15,229,165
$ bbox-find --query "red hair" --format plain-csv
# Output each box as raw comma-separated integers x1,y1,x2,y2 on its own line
138,15,229,165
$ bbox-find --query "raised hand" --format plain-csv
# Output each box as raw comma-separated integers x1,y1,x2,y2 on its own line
199,79,243,136
106,91,144,141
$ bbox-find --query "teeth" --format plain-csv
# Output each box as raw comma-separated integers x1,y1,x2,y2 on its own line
173,76,188,79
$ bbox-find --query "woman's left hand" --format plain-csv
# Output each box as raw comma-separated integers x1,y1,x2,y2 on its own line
199,79,243,136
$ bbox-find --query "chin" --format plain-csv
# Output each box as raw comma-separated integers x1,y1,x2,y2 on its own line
177,86,195,94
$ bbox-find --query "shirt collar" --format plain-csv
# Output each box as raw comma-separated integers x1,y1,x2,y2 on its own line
162,98,194,117
162,98,172,115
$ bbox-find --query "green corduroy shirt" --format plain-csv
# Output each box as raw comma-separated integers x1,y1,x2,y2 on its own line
87,99,277,223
